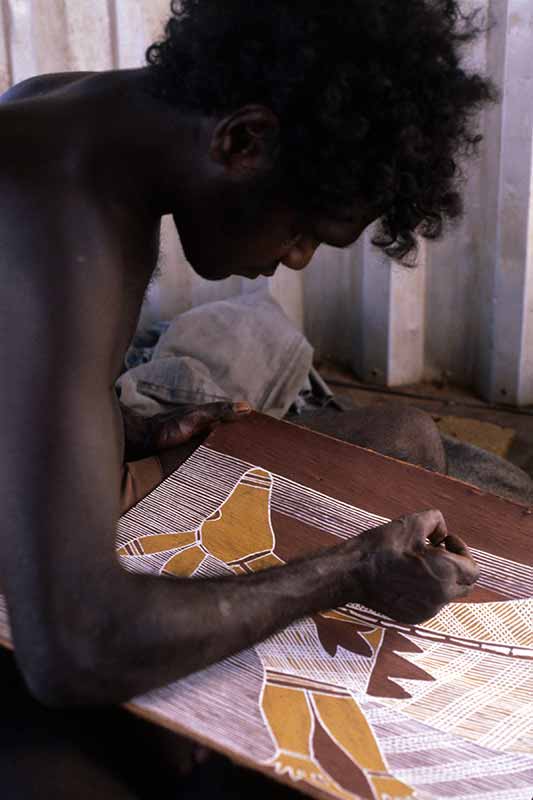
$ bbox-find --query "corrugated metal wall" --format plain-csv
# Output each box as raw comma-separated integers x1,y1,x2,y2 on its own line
2,0,533,404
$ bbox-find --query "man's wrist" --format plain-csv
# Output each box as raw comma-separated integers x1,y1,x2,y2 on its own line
304,537,370,612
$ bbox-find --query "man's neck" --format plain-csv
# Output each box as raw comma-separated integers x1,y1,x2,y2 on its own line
103,68,213,221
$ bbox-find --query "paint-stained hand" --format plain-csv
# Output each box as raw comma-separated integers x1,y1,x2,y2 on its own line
354,510,480,624
121,401,252,461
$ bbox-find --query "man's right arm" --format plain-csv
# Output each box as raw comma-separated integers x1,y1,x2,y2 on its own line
0,240,479,710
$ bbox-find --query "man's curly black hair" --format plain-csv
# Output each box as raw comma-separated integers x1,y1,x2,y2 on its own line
147,0,497,261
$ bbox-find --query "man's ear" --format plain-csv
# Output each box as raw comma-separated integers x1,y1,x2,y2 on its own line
209,106,280,174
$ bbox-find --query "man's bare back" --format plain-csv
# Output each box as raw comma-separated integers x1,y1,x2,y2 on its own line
0,2,495,794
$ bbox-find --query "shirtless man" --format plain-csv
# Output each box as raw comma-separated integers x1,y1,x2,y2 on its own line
0,1,495,797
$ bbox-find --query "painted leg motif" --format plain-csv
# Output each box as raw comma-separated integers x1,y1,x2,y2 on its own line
118,468,279,576
118,530,198,558
261,683,375,800
311,693,415,799
200,468,280,570
161,544,206,577
119,469,417,797
245,551,285,572
119,531,206,577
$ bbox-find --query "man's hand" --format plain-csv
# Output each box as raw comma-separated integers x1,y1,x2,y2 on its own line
352,510,480,625
121,401,252,461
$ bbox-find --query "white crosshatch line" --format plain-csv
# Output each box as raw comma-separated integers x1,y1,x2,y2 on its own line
118,445,533,602
1,444,532,800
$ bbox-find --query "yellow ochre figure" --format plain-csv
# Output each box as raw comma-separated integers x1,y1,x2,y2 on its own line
118,468,415,800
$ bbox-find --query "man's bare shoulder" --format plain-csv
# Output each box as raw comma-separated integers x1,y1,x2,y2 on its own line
0,68,162,376
0,183,158,385
0,71,127,170
0,71,96,104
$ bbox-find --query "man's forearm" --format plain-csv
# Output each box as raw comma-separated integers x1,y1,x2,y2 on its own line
58,538,366,706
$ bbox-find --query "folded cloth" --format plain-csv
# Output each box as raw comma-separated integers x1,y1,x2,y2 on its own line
117,292,533,508
123,320,170,372
116,291,313,419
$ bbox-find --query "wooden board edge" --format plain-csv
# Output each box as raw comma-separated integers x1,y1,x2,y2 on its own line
206,412,533,511
125,700,330,800
0,633,324,798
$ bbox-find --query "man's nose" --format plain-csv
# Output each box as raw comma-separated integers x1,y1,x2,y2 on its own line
280,236,319,271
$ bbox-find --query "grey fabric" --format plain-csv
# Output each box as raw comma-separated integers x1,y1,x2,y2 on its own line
117,291,533,506
116,291,313,419
291,367,346,414
123,321,170,371
443,434,533,506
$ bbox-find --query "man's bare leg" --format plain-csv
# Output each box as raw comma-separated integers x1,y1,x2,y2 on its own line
155,406,447,484
288,403,447,474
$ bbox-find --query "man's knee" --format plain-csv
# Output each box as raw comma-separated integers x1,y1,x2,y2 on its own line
289,404,447,474
380,404,447,473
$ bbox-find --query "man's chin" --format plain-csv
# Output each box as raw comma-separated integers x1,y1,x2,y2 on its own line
188,262,233,281
241,263,279,279
189,262,278,281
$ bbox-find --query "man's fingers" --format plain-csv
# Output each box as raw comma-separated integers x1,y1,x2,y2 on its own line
424,511,448,547
439,534,480,585
185,401,252,426
397,511,479,589
412,514,479,586
406,509,447,551
448,580,476,601
155,402,252,449
426,539,480,589
442,533,471,558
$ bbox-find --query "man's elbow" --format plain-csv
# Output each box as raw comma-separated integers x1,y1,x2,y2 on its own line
22,664,108,710
22,663,82,709
19,641,130,709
